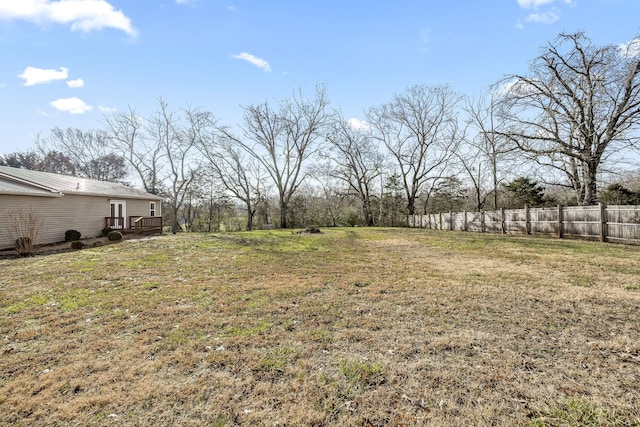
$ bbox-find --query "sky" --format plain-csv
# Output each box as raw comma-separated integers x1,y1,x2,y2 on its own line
0,0,639,155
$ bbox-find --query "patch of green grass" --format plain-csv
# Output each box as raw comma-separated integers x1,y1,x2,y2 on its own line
569,274,596,288
253,346,295,374
245,296,268,311
3,293,50,314
56,288,102,311
160,328,194,351
225,320,272,337
526,398,640,427
119,254,169,269
310,329,332,343
141,282,161,291
339,360,386,387
68,260,98,273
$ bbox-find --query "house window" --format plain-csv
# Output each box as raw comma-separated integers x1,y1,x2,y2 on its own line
150,202,156,217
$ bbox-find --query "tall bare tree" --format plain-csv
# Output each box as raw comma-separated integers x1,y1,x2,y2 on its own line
104,106,165,194
366,84,461,216
322,114,384,226
147,99,205,232
224,86,329,228
496,32,640,205
198,133,265,231
460,92,515,210
104,99,210,231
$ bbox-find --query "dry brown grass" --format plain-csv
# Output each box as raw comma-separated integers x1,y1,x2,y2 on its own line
1,228,639,426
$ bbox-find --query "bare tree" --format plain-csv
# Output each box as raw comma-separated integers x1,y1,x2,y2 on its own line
39,151,77,176
147,99,205,233
460,92,515,210
225,86,329,228
366,84,461,216
322,114,383,226
311,175,349,227
496,32,640,205
198,132,265,230
103,107,165,195
35,128,127,182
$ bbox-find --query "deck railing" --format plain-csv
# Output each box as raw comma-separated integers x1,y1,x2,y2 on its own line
104,216,125,230
104,216,163,234
131,216,163,234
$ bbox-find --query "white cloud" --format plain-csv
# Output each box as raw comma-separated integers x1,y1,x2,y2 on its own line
232,52,271,72
517,0,556,8
524,9,559,24
516,0,570,28
495,78,541,97
347,118,370,131
98,105,117,112
66,78,84,88
50,97,93,114
19,66,68,86
0,0,137,36
619,38,640,59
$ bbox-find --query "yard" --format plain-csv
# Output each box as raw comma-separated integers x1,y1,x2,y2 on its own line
1,228,639,426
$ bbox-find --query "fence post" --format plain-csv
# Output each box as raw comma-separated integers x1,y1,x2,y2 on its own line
599,203,607,242
439,212,443,230
501,208,506,234
481,210,485,233
524,205,530,235
464,210,468,231
450,211,454,230
557,205,563,239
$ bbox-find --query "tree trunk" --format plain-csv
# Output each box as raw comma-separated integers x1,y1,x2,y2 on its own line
280,200,288,228
582,162,598,206
245,203,255,231
362,199,375,227
407,197,415,216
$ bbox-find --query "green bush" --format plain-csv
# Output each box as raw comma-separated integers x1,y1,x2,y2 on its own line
101,226,114,237
70,240,85,250
64,229,81,241
107,230,123,241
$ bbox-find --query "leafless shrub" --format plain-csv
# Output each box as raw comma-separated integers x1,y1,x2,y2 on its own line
5,208,44,257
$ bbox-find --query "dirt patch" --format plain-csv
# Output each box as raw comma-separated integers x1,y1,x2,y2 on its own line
296,226,323,234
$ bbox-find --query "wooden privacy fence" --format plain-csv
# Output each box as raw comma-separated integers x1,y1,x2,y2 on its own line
409,204,640,245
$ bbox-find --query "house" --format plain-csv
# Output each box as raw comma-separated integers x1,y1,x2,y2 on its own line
0,166,163,250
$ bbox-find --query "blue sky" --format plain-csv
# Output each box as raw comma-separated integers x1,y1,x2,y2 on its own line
0,0,639,155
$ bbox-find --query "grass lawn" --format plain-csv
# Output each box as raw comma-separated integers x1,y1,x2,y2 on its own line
1,228,639,426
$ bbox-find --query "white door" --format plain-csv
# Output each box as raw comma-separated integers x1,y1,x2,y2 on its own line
110,200,126,229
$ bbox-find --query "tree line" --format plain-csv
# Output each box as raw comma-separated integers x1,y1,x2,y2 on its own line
3,32,640,230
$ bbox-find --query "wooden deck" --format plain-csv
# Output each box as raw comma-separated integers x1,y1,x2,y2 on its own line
104,216,163,235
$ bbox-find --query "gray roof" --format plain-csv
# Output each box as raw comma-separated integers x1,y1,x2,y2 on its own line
0,166,162,200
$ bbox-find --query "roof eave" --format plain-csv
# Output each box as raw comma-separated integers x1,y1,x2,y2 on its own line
65,190,164,200
0,171,62,193
0,191,64,198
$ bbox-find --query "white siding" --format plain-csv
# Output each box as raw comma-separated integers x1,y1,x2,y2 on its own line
0,194,160,250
